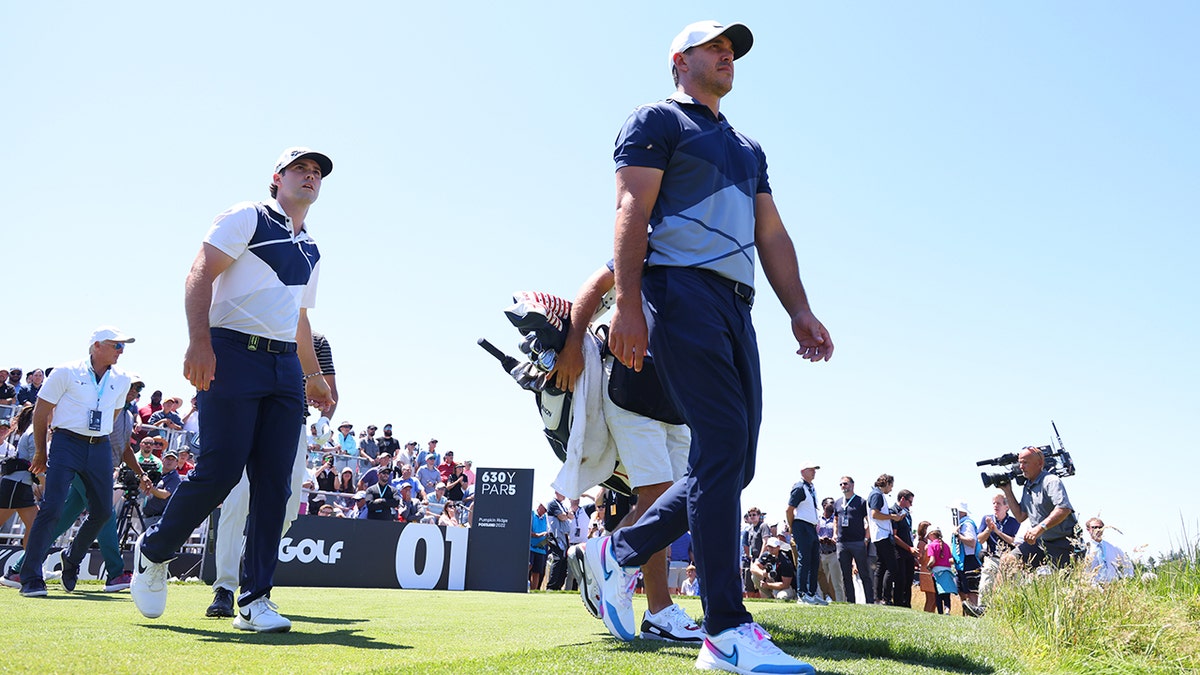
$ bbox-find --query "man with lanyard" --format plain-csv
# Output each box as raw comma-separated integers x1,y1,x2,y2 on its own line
582,20,832,675
1000,446,1080,569
834,476,872,604
786,461,825,606
131,147,335,633
4,373,144,592
977,493,1020,600
204,331,339,618
19,327,150,597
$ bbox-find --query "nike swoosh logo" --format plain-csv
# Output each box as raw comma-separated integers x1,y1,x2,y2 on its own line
706,640,738,665
600,543,613,580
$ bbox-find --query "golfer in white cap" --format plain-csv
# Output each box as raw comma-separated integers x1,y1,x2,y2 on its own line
583,17,832,675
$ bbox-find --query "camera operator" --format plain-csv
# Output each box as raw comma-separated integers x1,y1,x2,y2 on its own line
141,450,182,531
749,537,796,600
1000,446,1079,568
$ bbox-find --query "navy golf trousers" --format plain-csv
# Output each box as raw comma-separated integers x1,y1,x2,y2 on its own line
610,267,762,635
21,432,115,584
793,520,820,596
141,328,303,606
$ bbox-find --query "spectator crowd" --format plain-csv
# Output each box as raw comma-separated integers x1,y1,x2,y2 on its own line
0,362,475,589
531,453,1136,619
2,360,1133,610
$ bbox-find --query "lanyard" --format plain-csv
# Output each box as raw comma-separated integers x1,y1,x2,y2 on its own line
90,367,111,409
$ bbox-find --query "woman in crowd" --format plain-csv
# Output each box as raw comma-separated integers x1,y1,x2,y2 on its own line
439,501,465,528
0,406,40,551
336,467,356,508
868,473,904,605
445,463,467,502
915,520,937,613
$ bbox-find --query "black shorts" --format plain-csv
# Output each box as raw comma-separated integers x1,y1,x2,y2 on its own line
529,550,547,575
0,479,35,509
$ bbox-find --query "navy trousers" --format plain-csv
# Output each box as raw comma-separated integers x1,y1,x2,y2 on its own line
793,520,820,596
141,329,302,606
21,432,115,584
610,268,761,636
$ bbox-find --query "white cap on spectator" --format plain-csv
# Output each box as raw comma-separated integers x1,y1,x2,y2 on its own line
353,491,368,500
766,537,782,548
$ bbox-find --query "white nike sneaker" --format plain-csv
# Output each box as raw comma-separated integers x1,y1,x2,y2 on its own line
567,543,600,619
232,596,292,633
130,533,171,619
641,603,704,643
583,534,639,641
696,622,815,675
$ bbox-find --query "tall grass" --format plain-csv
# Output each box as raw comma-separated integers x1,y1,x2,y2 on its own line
986,531,1200,673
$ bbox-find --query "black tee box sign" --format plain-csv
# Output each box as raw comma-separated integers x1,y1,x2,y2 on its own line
200,468,534,593
467,467,535,593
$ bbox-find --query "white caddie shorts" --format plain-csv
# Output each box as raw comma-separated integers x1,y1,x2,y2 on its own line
602,357,690,489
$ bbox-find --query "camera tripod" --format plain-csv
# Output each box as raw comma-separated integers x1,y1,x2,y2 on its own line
113,490,146,550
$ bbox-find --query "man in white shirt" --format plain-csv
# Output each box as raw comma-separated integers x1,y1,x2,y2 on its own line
131,148,335,633
1083,517,1133,585
20,327,148,598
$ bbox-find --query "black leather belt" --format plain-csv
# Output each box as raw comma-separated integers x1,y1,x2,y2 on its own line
703,270,755,307
212,327,297,353
56,429,109,445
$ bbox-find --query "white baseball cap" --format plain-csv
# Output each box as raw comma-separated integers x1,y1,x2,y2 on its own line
668,20,754,68
274,147,333,178
89,326,136,345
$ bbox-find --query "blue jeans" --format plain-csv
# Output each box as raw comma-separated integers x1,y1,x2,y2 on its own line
21,432,115,584
141,329,303,606
610,268,762,636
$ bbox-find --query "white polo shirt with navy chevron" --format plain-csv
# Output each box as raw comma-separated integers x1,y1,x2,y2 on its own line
204,199,320,341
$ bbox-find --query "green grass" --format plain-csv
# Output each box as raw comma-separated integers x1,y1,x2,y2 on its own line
2,582,1025,674
987,550,1200,674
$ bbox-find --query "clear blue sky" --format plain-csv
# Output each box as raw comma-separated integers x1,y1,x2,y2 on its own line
3,2,1196,559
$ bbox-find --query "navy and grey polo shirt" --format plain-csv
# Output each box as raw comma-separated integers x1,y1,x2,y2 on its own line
614,92,771,288
205,199,321,341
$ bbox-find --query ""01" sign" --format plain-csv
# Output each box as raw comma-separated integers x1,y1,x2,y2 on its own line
393,523,469,590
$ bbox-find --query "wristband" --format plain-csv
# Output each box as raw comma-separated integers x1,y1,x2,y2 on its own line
304,371,324,380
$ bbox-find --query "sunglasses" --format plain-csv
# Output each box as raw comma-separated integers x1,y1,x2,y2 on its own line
105,341,126,351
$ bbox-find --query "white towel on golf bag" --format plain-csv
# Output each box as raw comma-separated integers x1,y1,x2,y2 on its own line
552,332,618,499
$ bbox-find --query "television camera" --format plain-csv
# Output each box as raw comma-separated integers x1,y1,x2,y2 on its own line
977,421,1076,489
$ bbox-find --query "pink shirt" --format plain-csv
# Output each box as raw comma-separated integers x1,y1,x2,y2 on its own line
927,538,952,568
